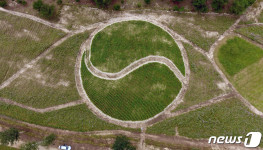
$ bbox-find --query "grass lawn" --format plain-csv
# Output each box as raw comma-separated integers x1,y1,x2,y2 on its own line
90,20,185,75
82,56,182,121
215,36,263,112
217,37,263,76
0,32,91,108
236,25,263,45
147,98,263,147
0,145,18,150
173,43,224,111
232,59,263,111
0,102,138,132
0,11,66,85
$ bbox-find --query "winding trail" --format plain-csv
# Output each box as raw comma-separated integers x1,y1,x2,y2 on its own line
0,97,84,113
86,55,186,84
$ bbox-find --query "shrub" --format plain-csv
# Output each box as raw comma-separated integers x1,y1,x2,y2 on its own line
41,134,56,146
76,0,80,2
212,0,228,12
137,3,141,8
174,5,184,11
121,0,124,4
144,0,150,4
113,4,120,10
33,0,43,11
33,0,56,19
94,0,111,8
56,0,62,5
112,135,136,150
192,0,208,12
230,0,255,14
0,0,7,7
0,128,19,145
20,142,39,150
17,0,27,5
39,4,56,19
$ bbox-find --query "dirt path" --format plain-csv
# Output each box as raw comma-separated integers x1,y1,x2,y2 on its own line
86,55,186,84
0,97,84,113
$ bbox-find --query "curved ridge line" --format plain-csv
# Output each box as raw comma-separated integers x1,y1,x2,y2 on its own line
86,55,186,85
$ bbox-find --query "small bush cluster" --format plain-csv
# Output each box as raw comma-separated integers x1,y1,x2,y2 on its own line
112,135,136,150
41,134,56,146
144,0,150,4
17,0,27,5
0,128,19,145
212,0,228,12
230,0,255,14
93,0,111,8
113,4,120,10
33,0,56,19
173,5,184,12
192,0,208,12
20,142,39,150
0,0,7,7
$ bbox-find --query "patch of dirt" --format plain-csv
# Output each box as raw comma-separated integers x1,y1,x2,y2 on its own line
217,82,230,92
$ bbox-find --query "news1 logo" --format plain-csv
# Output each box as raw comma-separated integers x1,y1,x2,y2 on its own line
208,132,262,148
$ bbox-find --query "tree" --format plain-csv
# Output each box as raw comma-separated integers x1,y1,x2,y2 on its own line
192,0,208,12
112,135,136,150
113,4,120,10
20,142,39,150
33,0,43,11
230,0,255,14
94,0,111,8
212,0,228,12
0,0,7,7
57,0,62,5
144,0,150,4
41,134,56,146
0,128,19,145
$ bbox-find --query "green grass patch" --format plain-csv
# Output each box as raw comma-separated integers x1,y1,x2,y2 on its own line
0,102,138,132
236,25,263,44
232,59,263,112
82,56,182,121
0,145,18,150
147,98,263,146
173,43,224,111
0,11,65,85
217,37,263,76
90,20,185,75
0,32,91,108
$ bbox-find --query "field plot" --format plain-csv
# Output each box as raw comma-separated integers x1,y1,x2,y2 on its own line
0,102,138,132
0,11,65,85
173,43,225,111
82,57,182,121
160,13,237,51
0,32,91,108
236,25,263,44
91,20,185,74
215,37,263,111
147,98,263,146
